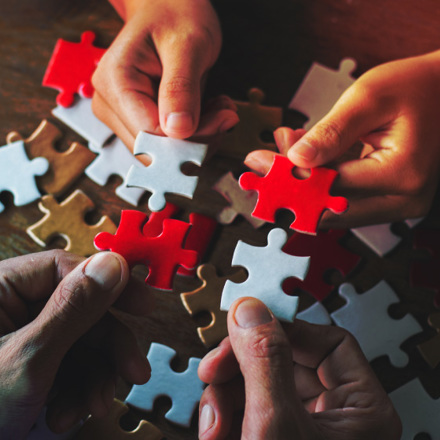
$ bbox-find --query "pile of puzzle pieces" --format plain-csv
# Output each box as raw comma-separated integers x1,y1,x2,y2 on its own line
2,31,440,440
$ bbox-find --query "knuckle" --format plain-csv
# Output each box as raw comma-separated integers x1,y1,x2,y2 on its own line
313,121,344,149
248,329,291,364
163,75,197,97
53,280,88,322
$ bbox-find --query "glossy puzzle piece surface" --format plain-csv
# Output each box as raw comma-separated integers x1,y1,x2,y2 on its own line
0,141,49,213
126,132,208,212
27,189,116,256
389,378,440,440
7,119,94,196
288,58,356,130
417,313,440,368
75,399,163,440
213,171,265,228
94,210,198,290
86,138,146,206
125,343,204,427
52,96,114,147
220,228,310,322
218,88,282,158
239,155,348,234
42,31,106,107
331,282,422,367
282,229,360,301
296,301,332,325
181,264,247,347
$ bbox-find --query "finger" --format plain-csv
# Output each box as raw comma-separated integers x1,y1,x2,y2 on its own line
274,127,307,156
113,276,155,317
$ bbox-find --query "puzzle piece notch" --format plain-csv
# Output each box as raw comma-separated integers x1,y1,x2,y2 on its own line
75,399,163,440
181,264,247,347
239,155,348,234
213,171,265,228
43,31,106,107
125,343,204,427
94,210,198,290
27,189,116,256
7,119,94,196
282,229,360,301
220,228,310,322
126,132,208,212
331,282,423,367
417,313,440,368
0,141,49,213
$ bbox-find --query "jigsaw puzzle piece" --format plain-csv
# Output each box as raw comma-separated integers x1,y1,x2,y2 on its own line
126,132,207,211
27,189,116,256
220,228,310,322
282,229,360,301
181,264,247,347
417,313,440,368
288,58,357,130
75,399,163,440
213,171,265,228
125,343,204,427
296,302,332,325
331,282,422,367
389,378,440,440
239,155,348,234
7,120,94,196
0,141,49,213
43,31,106,107
86,138,146,205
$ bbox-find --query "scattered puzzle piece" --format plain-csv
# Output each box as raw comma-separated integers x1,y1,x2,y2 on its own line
296,302,332,325
27,189,116,256
125,343,204,428
239,155,348,234
126,132,208,212
0,141,49,213
417,313,440,368
288,58,356,130
94,210,198,290
282,229,360,301
220,228,310,322
331,282,422,367
75,399,163,440
181,264,247,347
86,138,146,205
7,119,94,196
42,31,106,107
389,378,440,440
213,171,265,228
52,96,114,147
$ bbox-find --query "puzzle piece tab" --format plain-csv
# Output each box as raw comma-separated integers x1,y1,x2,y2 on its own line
220,228,310,322
125,343,204,427
43,31,106,107
126,132,208,212
0,141,49,213
239,155,348,234
27,189,116,256
331,282,422,367
7,120,94,196
94,210,198,290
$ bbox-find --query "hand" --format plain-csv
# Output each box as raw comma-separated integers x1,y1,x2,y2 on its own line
92,0,239,150
198,298,401,440
245,50,440,228
0,250,153,438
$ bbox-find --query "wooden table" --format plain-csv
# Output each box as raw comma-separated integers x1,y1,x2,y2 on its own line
1,1,440,439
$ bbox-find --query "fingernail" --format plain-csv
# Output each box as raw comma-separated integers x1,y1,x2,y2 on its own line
56,409,78,432
199,404,215,437
166,112,193,133
289,140,318,161
84,253,123,290
219,115,239,133
244,156,269,175
234,298,272,329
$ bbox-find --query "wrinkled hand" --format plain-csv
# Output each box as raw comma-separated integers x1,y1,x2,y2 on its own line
92,0,239,150
0,250,152,439
198,298,401,439
246,50,440,228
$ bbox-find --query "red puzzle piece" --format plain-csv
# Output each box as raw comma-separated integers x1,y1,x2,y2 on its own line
239,155,348,234
94,210,198,290
43,31,106,107
282,229,360,301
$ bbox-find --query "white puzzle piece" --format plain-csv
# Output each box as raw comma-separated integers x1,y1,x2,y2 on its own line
331,281,422,367
86,138,145,206
297,301,332,325
126,132,208,211
220,228,310,322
